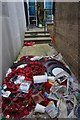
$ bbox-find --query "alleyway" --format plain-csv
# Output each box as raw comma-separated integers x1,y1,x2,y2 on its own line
18,28,57,60
1,1,79,120
1,27,79,119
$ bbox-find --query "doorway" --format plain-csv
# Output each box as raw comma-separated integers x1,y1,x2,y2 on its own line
24,0,53,28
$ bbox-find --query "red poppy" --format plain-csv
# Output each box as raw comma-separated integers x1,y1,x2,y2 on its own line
2,55,49,119
43,82,52,93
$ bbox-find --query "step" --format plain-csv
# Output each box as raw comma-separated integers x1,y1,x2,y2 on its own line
25,30,49,34
28,27,44,31
25,33,50,38
24,37,51,41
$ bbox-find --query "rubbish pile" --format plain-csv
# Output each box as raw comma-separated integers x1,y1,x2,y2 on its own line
1,54,80,119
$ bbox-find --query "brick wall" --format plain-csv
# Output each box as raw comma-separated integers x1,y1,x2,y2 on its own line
47,23,54,37
54,2,79,82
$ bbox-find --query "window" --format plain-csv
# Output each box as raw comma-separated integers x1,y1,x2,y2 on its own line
45,0,53,22
29,1,35,16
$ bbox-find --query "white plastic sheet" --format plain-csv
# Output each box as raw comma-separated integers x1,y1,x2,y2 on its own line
33,73,47,83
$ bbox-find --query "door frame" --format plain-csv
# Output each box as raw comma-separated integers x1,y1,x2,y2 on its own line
26,0,53,27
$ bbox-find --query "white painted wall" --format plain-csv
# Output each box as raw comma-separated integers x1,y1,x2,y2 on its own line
2,1,26,80
0,2,2,84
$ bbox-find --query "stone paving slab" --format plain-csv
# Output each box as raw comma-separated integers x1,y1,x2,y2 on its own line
17,43,58,60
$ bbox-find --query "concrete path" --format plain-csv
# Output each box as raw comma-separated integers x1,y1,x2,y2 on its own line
17,43,58,60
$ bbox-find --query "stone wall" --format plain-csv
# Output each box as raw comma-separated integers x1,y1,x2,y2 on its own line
54,2,79,82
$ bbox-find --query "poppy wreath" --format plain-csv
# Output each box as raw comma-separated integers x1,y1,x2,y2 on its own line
2,56,49,119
